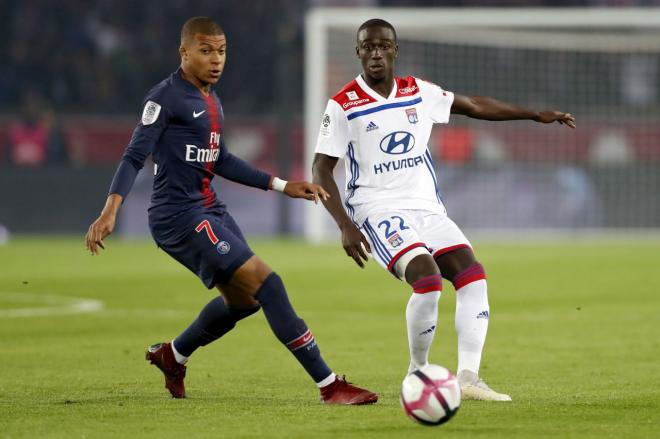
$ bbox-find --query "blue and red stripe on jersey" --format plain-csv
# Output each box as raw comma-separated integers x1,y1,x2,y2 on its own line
202,94,221,208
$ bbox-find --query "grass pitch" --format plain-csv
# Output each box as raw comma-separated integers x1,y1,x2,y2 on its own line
1,236,659,438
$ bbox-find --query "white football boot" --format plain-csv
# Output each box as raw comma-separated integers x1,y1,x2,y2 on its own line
457,370,512,402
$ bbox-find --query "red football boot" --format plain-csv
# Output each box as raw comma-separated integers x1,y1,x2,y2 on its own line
145,342,187,398
320,375,378,405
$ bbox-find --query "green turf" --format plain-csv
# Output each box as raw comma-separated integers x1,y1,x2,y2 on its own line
1,236,659,438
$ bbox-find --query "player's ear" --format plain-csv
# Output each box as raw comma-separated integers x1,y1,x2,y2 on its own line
394,44,399,58
355,45,359,58
179,45,187,61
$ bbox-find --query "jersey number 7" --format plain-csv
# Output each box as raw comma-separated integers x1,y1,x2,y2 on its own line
195,219,219,244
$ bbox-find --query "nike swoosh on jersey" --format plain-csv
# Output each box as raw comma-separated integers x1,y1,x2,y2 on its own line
193,110,206,118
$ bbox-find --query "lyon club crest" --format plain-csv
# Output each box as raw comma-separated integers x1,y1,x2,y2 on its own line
405,108,418,124
388,233,404,248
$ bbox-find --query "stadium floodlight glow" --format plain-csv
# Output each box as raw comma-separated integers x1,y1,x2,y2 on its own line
304,7,660,243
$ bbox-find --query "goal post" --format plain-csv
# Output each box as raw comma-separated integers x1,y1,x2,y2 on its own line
304,8,660,243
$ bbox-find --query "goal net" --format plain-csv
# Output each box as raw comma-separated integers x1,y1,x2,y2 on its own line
304,8,660,243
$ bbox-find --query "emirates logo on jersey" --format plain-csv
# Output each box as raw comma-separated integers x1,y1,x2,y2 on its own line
185,145,219,163
209,131,221,147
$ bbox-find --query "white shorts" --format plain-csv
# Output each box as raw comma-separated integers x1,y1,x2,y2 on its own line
359,209,472,279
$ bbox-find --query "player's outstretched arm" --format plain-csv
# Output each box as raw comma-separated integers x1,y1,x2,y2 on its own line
271,177,330,205
451,94,576,128
312,153,371,268
85,194,122,255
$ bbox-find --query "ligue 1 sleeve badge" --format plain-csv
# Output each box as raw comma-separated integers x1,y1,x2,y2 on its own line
142,100,161,125
405,108,418,124
216,241,231,254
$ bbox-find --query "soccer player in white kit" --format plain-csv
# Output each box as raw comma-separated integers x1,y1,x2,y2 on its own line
313,19,576,402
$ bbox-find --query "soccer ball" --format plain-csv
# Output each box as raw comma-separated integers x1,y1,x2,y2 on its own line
400,364,461,426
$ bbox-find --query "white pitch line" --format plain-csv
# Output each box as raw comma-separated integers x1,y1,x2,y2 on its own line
0,292,104,318
96,308,190,318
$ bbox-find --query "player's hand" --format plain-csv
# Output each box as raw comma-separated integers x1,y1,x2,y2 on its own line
85,213,116,255
534,111,576,128
340,223,371,268
283,181,330,204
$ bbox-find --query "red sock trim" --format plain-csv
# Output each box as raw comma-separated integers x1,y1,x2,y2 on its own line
286,329,315,351
453,263,486,290
412,274,442,294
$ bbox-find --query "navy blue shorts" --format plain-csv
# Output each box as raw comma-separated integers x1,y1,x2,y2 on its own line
149,208,254,289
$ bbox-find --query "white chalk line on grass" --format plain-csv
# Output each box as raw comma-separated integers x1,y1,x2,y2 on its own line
0,292,104,318
97,308,190,318
0,292,190,319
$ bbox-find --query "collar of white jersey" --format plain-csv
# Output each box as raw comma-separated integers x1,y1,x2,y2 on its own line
356,75,398,101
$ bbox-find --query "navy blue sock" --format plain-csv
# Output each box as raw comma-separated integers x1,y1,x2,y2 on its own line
174,296,260,357
254,273,333,383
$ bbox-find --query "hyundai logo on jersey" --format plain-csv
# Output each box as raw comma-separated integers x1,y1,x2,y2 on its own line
380,131,415,155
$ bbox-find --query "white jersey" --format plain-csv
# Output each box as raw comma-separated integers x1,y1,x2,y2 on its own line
315,74,454,224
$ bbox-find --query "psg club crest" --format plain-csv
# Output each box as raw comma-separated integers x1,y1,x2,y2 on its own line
405,108,418,124
217,241,231,255
388,232,404,248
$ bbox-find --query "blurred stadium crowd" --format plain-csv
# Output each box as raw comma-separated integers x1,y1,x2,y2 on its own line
0,0,659,167
0,0,658,235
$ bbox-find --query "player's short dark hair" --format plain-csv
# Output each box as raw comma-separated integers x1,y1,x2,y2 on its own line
357,18,397,42
181,16,225,44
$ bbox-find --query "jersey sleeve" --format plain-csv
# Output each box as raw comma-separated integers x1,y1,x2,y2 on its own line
213,139,271,190
314,99,349,159
418,78,454,124
108,95,169,198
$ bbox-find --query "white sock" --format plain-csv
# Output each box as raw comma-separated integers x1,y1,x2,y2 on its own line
406,291,441,373
455,279,489,374
171,339,189,365
316,373,337,388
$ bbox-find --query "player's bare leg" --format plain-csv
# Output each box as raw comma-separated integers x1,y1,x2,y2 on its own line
403,254,442,374
436,248,511,401
227,256,377,405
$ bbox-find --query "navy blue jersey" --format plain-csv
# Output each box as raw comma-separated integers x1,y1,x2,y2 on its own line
109,68,271,224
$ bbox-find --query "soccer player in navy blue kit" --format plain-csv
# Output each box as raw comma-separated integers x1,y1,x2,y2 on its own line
85,17,377,405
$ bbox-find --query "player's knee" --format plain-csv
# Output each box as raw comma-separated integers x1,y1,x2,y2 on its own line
434,246,476,280
402,251,440,284
228,304,261,321
253,272,285,304
228,256,274,295
450,261,486,290
220,283,261,309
